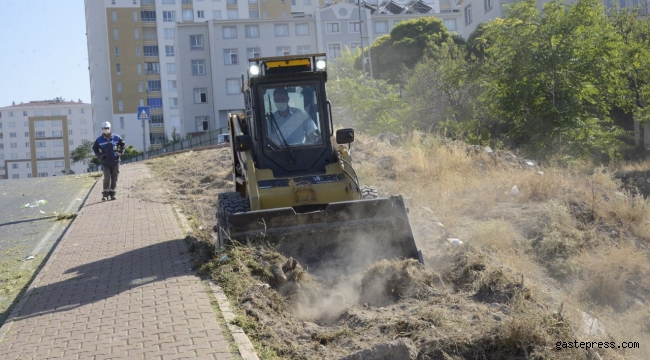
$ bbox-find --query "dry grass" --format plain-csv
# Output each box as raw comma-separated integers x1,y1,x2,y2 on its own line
146,132,650,359
576,244,648,308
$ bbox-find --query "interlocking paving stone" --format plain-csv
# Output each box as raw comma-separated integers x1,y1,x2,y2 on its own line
0,164,233,359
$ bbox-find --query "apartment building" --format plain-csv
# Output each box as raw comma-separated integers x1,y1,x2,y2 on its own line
0,99,94,180
85,0,459,148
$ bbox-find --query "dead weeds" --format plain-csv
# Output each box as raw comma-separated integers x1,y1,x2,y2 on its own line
145,134,649,359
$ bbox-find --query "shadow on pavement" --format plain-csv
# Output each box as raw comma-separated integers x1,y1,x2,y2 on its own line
11,238,193,321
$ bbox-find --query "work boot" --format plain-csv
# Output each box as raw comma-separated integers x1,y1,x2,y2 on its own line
102,191,109,201
109,191,116,201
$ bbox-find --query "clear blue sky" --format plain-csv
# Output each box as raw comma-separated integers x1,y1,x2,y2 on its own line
0,0,90,107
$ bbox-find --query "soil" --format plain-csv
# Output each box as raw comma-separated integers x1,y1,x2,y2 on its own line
136,140,635,360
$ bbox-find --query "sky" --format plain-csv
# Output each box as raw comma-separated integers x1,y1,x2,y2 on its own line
0,1,91,107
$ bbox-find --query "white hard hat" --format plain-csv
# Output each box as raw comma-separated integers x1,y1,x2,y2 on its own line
101,121,111,129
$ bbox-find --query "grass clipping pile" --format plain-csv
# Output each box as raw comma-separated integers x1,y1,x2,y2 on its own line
146,141,627,360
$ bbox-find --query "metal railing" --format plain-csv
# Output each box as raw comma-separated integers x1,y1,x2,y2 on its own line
88,128,228,172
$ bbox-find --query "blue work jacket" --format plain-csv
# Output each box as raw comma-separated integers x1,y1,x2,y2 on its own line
92,133,126,166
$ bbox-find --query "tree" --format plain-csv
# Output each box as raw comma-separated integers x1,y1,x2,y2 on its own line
357,17,462,84
70,140,95,164
329,48,405,134
405,38,483,135
121,145,143,161
480,0,627,159
162,127,185,147
609,8,650,124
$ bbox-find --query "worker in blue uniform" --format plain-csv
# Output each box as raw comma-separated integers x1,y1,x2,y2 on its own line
92,121,126,201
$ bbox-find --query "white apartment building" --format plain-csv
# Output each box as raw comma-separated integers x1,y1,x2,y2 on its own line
0,99,95,180
84,0,458,149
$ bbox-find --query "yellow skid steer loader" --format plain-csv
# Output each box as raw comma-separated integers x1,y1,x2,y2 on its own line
214,54,422,275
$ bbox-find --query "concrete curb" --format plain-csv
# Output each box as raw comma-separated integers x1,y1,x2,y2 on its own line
172,205,259,360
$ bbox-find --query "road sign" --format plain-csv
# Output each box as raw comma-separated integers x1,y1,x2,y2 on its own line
137,106,150,121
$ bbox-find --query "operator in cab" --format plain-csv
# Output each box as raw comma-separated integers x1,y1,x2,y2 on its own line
267,87,319,146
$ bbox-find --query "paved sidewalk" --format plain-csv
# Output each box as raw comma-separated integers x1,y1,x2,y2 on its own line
0,164,236,359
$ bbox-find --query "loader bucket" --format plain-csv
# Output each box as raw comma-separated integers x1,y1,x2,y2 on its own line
220,195,423,276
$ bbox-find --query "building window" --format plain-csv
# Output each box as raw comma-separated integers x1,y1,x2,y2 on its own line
350,42,361,53
167,63,176,74
113,29,118,40
163,0,175,3
465,5,472,24
249,9,259,18
197,10,205,18
224,49,238,65
226,79,240,95
150,132,165,145
296,23,309,36
36,141,46,148
144,46,159,57
12,174,19,179
195,116,209,131
169,97,179,109
165,46,175,57
147,80,162,92
194,88,208,103
163,11,176,22
137,64,142,75
135,28,139,39
282,10,286,18
168,80,177,91
192,60,206,75
53,140,63,147
9,122,15,127
69,140,73,146
263,10,267,18
11,143,18,148
484,0,492,10
136,46,141,57
120,117,125,129
55,161,65,168
297,45,311,55
25,142,29,147
276,46,290,56
35,131,45,137
328,43,341,58
375,21,388,34
119,100,124,111
138,81,143,92
247,47,261,59
145,62,160,74
444,19,456,31
9,132,16,138
223,26,237,39
116,63,121,75
213,10,222,19
147,98,163,109
12,164,19,169
134,10,138,21
141,10,156,22
150,115,164,127
275,24,289,37
52,130,63,137
190,35,204,50
69,129,73,135
182,9,194,21
112,11,117,22
164,28,175,39
349,22,361,33
117,81,122,93
245,25,259,38
115,46,120,58
9,112,15,117
326,22,340,33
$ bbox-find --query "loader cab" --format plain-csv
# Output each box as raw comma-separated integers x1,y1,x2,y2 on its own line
245,54,333,177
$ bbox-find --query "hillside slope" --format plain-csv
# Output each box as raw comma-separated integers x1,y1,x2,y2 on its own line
142,134,650,360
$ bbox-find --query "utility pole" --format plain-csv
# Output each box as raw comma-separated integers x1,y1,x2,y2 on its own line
357,0,367,85
357,1,374,83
